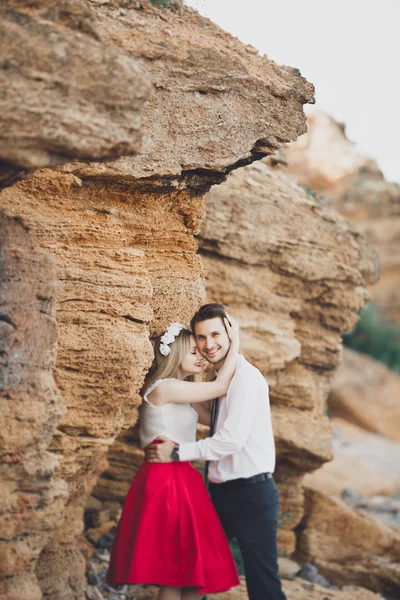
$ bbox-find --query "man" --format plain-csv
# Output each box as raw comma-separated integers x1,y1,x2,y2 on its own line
145,303,287,600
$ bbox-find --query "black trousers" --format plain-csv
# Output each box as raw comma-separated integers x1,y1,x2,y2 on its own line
209,476,287,600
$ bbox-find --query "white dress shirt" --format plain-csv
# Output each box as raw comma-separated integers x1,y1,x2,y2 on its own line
179,354,276,483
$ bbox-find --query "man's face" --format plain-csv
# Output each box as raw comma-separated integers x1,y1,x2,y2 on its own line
193,317,231,369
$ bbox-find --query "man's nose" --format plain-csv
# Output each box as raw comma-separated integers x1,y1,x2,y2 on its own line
205,337,214,349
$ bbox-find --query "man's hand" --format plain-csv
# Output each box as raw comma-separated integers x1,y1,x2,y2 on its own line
145,436,175,463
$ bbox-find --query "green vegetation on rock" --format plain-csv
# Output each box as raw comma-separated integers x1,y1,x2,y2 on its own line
150,0,170,6
344,303,400,373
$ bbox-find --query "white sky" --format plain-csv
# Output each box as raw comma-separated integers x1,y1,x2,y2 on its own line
185,0,400,184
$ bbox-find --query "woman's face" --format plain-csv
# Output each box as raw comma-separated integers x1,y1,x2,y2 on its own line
180,335,204,375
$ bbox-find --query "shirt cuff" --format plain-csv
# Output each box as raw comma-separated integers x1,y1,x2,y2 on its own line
178,442,200,462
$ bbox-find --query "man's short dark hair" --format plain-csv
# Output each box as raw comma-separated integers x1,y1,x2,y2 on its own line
190,303,227,333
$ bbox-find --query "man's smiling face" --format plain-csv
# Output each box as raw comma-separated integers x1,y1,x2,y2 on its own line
193,317,231,370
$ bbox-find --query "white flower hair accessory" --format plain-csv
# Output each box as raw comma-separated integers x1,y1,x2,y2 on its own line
159,322,186,357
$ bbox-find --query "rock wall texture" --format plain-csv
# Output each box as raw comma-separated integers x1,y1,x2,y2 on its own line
0,213,65,600
285,113,400,323
0,1,316,599
304,417,400,498
328,347,400,441
76,0,314,183
0,1,151,189
298,487,400,597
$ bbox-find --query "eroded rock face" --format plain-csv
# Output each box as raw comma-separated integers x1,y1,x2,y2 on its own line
285,113,400,322
304,417,400,498
72,0,314,183
0,1,151,188
328,347,400,441
298,487,400,596
0,2,318,598
0,213,65,600
0,169,207,599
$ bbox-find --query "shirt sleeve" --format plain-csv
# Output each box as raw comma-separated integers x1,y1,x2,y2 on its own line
179,368,266,462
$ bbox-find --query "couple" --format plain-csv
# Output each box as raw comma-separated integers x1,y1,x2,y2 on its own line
107,304,287,600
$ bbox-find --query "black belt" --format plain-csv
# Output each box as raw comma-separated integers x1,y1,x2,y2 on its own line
209,472,272,490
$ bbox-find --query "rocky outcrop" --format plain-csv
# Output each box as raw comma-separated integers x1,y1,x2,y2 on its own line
0,2,316,598
2,0,314,189
0,213,65,600
74,0,314,184
0,1,151,189
297,487,400,597
285,113,400,323
304,417,400,498
328,347,400,440
1,167,204,600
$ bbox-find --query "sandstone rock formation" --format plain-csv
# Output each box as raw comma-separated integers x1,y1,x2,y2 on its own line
304,417,400,498
285,113,400,323
75,0,314,183
328,347,400,440
0,1,316,599
297,487,400,597
0,213,65,600
0,1,151,189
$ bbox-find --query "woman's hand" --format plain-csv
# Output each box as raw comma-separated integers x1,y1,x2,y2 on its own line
224,313,239,348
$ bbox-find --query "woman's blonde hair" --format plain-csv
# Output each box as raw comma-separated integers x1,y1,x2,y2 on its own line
141,327,195,396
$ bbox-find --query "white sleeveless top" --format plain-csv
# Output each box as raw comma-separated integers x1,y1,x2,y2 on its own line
139,379,198,449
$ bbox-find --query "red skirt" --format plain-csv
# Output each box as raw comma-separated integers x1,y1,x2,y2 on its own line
107,454,239,594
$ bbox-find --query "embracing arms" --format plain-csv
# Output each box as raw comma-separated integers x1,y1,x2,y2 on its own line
146,369,266,463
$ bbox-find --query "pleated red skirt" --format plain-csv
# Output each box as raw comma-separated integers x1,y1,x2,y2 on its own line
107,454,239,594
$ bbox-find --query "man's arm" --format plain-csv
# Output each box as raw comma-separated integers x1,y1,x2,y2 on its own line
146,371,265,463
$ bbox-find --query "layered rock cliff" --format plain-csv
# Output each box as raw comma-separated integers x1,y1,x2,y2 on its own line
285,113,400,323
0,1,151,189
0,1,316,599
0,215,65,600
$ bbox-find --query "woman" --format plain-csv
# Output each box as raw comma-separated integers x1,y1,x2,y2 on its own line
107,317,240,599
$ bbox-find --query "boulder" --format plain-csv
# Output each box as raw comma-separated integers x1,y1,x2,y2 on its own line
297,486,400,596
328,347,400,441
286,112,400,323
304,417,400,497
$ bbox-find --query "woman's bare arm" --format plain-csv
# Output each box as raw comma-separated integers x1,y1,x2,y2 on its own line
148,378,229,406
